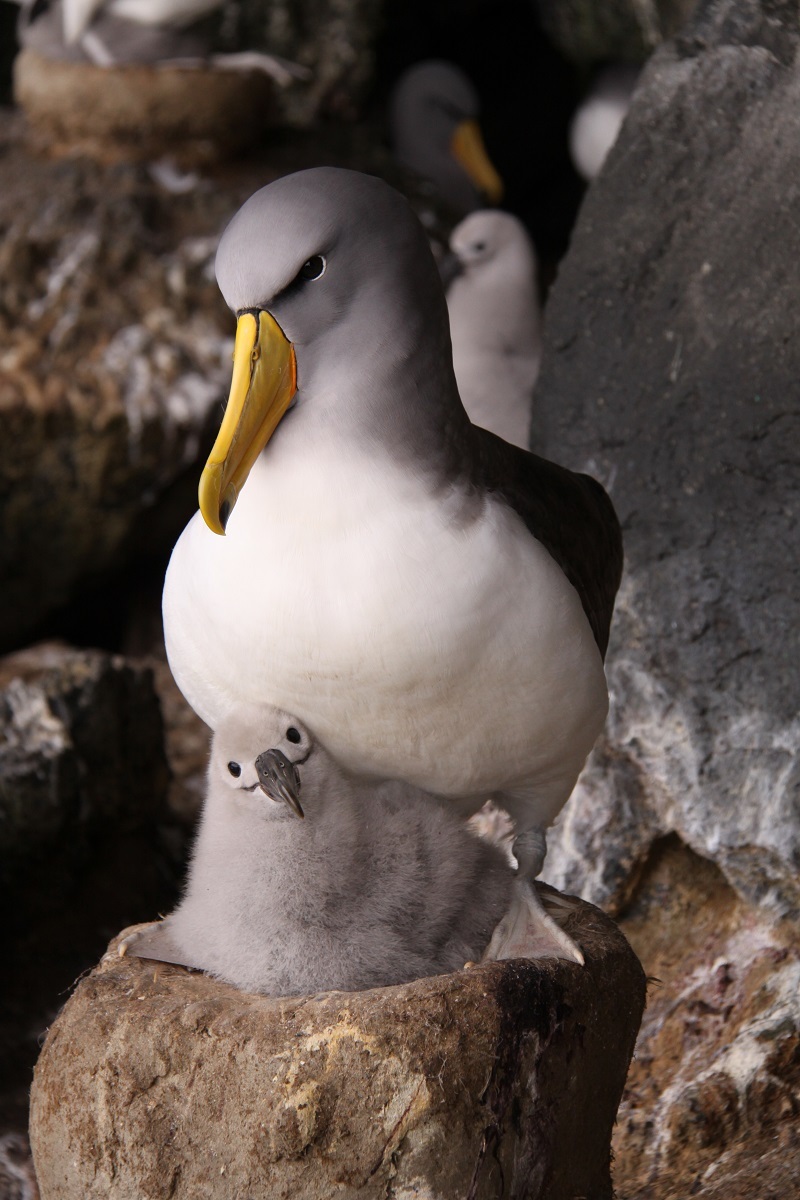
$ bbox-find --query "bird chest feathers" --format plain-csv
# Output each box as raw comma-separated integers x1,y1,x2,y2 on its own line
163,443,608,806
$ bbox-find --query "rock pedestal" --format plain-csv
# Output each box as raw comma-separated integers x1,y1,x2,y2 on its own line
30,897,645,1200
14,50,276,166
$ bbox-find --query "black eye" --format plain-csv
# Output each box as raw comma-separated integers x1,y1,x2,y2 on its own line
473,242,486,252
227,761,241,777
298,255,325,281
286,727,302,744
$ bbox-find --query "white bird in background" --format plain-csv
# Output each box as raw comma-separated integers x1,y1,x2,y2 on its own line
446,209,541,449
123,705,514,995
569,64,640,182
162,167,623,965
14,0,306,80
390,60,504,216
62,0,218,43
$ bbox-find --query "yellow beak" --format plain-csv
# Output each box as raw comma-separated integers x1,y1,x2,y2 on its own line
450,119,504,205
199,310,297,535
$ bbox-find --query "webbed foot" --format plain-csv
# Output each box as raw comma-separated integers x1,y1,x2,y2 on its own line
483,880,584,965
118,919,201,971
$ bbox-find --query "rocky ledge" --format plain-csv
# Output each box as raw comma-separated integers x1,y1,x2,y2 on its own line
30,895,645,1200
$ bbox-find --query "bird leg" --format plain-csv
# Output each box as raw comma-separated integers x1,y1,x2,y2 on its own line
482,826,585,965
512,826,547,877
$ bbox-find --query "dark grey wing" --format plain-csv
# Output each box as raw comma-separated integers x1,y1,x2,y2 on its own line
470,426,623,659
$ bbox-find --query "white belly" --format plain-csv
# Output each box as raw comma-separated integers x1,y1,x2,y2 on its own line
163,442,608,821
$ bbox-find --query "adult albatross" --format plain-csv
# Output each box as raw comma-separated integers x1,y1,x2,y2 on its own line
163,167,622,963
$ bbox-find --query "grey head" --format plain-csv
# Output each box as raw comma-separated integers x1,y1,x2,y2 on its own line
215,167,450,397
389,61,503,216
204,167,472,532
211,707,313,819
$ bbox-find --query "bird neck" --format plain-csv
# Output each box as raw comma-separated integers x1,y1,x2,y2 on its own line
279,296,475,483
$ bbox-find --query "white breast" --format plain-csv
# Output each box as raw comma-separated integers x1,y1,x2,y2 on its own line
163,434,607,821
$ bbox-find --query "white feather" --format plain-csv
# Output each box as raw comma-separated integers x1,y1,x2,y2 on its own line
62,0,103,41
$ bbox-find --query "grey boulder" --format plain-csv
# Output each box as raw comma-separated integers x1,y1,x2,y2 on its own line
534,0,697,62
537,0,800,920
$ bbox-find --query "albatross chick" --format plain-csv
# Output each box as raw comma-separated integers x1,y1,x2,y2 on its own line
124,706,514,995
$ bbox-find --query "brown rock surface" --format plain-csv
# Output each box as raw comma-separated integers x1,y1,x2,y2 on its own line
30,897,645,1200
0,114,235,652
613,836,800,1199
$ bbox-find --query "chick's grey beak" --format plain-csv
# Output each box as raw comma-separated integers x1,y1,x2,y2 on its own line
255,749,305,818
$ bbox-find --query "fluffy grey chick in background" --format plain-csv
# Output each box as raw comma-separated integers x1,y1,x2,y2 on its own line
124,705,514,996
446,210,541,450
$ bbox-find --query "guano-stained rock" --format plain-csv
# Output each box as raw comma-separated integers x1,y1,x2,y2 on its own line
0,118,232,651
29,897,645,1200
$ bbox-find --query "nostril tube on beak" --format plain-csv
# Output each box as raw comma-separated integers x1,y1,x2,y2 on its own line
255,748,304,818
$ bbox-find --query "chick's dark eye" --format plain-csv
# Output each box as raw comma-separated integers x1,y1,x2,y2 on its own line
227,761,241,778
298,254,325,281
286,727,302,744
473,242,486,252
